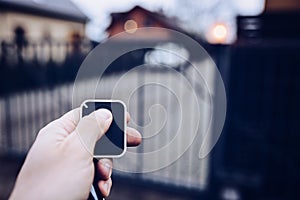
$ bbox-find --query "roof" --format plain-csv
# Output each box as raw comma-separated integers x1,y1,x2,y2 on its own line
106,6,181,32
0,0,89,23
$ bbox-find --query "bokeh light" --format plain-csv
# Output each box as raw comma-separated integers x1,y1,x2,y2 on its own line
124,20,138,33
206,23,229,44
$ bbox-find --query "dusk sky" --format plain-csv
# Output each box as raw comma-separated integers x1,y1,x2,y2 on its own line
71,0,265,43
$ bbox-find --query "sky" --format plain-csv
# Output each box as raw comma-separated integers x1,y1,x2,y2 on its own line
71,0,265,43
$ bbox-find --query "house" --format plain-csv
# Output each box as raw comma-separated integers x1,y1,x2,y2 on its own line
237,0,300,40
0,0,89,64
106,6,184,40
0,0,88,43
265,0,300,11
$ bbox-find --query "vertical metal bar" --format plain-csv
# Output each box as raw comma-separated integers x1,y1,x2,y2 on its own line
24,92,31,152
37,89,44,130
165,67,173,182
4,96,12,154
137,66,145,177
29,91,37,141
0,99,3,153
58,84,65,117
16,94,22,153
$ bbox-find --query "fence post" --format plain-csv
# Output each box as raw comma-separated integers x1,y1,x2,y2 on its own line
4,96,12,154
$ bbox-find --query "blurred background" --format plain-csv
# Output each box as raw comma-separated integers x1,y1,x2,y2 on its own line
0,0,300,199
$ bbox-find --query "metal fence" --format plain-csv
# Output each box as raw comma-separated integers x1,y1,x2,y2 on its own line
0,84,73,153
0,60,217,191
0,40,92,95
2,36,300,199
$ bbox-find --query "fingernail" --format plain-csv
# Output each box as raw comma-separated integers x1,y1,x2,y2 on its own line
104,182,110,193
96,109,112,127
103,162,112,177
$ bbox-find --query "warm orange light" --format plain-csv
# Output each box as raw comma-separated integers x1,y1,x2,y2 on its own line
213,24,227,41
207,23,229,44
124,20,138,33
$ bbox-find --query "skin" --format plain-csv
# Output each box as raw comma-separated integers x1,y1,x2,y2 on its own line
9,108,142,200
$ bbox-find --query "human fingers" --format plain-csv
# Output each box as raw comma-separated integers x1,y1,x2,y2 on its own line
96,159,113,180
97,178,112,197
126,127,142,147
73,109,112,154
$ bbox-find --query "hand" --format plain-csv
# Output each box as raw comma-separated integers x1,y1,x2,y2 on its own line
9,108,141,200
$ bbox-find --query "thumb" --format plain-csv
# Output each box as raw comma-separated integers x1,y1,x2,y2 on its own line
74,109,113,154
